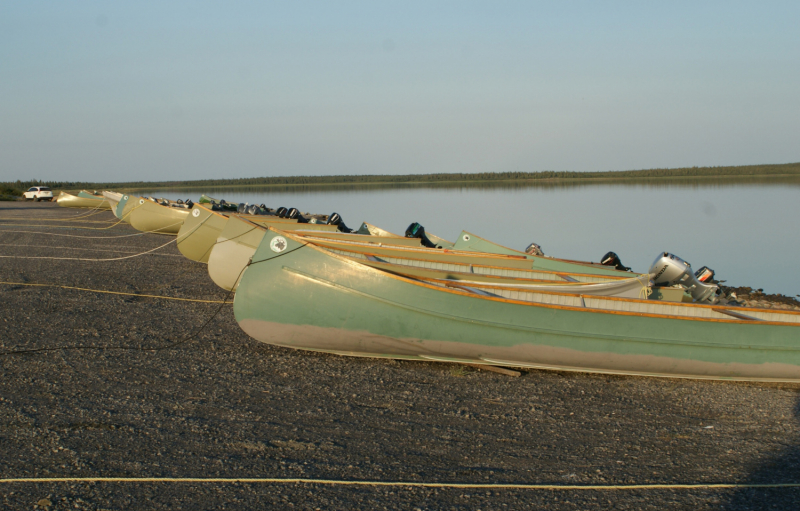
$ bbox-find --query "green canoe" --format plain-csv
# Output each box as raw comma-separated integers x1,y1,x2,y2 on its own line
452,230,615,270
233,227,800,382
296,232,637,278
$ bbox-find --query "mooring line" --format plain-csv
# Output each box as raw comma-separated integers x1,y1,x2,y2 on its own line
0,229,147,239
15,200,110,220
0,244,183,256
0,282,226,303
0,236,179,262
0,215,206,262
0,477,797,490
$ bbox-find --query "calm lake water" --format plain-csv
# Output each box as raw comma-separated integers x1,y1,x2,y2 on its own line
139,179,800,296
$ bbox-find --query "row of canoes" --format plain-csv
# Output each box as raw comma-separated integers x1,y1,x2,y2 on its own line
59,190,800,382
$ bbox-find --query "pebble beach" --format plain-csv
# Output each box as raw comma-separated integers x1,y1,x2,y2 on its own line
2,200,800,510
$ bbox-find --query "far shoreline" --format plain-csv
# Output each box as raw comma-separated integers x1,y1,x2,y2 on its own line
6,161,800,194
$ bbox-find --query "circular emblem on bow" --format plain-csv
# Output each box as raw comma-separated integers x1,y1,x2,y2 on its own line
192,209,200,217
463,234,471,241
270,236,288,253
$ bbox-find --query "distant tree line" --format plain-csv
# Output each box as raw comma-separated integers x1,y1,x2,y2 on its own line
4,162,800,192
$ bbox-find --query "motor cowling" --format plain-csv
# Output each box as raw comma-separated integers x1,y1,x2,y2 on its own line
276,207,288,218
525,243,544,256
327,212,353,233
600,251,631,272
649,252,718,303
405,222,439,249
694,266,715,283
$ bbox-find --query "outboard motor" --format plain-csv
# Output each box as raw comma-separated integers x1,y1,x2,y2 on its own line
237,203,248,213
405,222,439,249
525,243,544,256
649,252,718,303
694,266,716,283
177,199,184,205
244,204,258,215
185,199,194,208
286,207,300,220
276,207,288,218
600,251,631,272
327,212,353,233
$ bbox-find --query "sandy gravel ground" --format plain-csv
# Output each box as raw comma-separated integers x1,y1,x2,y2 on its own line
1,200,800,510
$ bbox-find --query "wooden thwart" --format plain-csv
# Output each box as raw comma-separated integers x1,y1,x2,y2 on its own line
712,308,762,321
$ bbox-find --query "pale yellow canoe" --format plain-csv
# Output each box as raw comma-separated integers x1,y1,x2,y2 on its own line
128,198,191,235
56,191,112,209
101,191,123,212
208,215,270,291
178,204,344,264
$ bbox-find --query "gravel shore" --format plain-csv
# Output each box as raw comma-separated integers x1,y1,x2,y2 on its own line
2,201,800,510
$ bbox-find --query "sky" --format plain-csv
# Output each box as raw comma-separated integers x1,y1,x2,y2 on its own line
1,1,799,182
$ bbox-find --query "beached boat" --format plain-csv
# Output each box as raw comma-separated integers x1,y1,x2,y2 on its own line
178,204,358,264
208,214,381,290
207,217,641,292
356,222,454,248
316,246,652,297
233,227,800,382
452,230,616,270
56,191,112,209
128,198,191,235
112,194,141,223
208,215,270,291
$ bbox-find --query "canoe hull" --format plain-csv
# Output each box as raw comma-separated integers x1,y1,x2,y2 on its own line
453,230,631,276
207,215,342,290
237,319,800,382
128,199,190,235
234,229,800,382
177,205,231,263
56,192,111,209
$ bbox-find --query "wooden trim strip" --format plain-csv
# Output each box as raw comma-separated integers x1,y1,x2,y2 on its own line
713,308,763,321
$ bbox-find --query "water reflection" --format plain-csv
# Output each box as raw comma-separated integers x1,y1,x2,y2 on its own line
131,175,800,196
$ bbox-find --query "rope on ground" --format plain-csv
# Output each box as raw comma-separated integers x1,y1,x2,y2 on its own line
0,236,178,262
0,201,148,232
0,282,225,303
0,220,127,231
0,245,182,256
0,477,798,490
0,261,244,356
0,215,205,261
0,229,153,239
18,200,110,220
0,218,118,224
